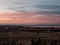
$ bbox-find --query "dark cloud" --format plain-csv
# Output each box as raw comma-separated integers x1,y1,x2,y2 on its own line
35,5,60,9
34,5,60,15
40,11,60,14
2,0,60,15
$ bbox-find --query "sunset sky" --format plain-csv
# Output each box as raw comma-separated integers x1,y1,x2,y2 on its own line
0,0,60,25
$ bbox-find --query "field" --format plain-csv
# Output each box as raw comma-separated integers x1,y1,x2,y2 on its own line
0,25,60,45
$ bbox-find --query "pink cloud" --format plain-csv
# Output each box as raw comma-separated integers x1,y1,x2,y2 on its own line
0,12,60,24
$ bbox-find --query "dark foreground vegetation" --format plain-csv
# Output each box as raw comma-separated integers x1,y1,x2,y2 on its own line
0,25,60,45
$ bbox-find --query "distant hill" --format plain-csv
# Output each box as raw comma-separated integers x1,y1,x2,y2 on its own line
21,24,60,26
0,24,60,26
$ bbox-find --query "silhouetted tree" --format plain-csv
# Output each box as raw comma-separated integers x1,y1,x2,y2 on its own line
2,42,5,45
35,37,42,45
6,41,10,45
31,38,36,45
20,42,22,45
31,37,42,45
11,39,17,45
50,40,57,45
43,40,47,45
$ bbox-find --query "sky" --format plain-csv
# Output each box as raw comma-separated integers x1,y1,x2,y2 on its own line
0,0,60,25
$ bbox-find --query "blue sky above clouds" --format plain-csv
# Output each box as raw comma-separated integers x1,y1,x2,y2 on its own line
0,0,60,15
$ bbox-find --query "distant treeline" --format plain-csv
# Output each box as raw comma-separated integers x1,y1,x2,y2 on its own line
0,25,60,32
